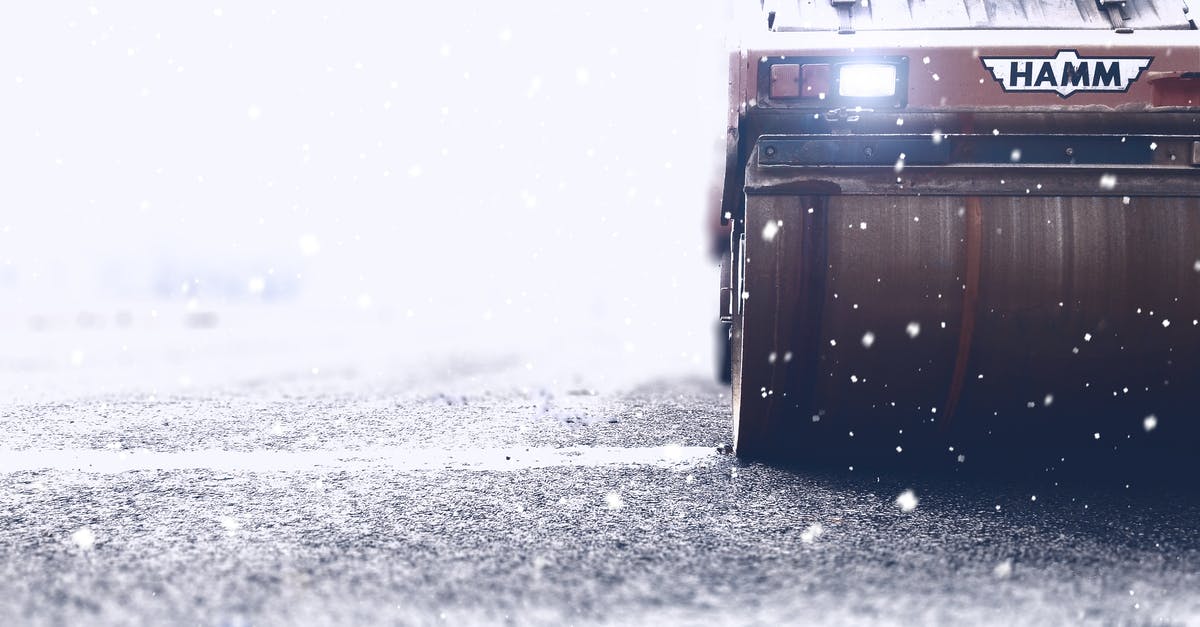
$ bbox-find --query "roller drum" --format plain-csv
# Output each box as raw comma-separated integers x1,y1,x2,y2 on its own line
733,193,1200,462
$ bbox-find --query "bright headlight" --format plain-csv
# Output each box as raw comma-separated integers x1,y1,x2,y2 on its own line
838,64,898,98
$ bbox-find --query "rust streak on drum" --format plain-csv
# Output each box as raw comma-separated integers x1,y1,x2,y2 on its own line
943,196,982,426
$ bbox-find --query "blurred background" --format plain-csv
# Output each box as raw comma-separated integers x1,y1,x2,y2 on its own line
0,2,731,398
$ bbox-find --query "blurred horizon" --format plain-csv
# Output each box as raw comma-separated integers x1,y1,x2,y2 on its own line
1,2,731,383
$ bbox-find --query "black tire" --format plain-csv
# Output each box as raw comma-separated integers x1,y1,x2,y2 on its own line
716,321,732,384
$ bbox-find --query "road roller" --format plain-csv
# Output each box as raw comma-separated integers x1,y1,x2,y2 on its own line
717,0,1200,463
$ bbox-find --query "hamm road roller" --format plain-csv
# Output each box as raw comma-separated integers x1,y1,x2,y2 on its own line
718,0,1200,463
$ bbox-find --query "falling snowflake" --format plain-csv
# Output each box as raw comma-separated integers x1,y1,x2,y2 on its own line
800,523,825,544
895,490,918,513
604,492,624,510
71,527,96,550
1143,415,1158,432
906,321,921,338
297,234,321,256
861,332,876,348
1099,173,1117,190
762,220,780,242
994,559,1013,579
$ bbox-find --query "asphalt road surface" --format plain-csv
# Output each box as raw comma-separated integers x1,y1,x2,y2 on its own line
2,309,1199,626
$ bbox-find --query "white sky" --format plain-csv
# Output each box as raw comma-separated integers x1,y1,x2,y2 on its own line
0,3,729,365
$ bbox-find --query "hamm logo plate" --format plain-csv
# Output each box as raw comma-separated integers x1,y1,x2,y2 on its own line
981,50,1152,98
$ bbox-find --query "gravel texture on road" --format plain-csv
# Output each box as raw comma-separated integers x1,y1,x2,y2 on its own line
2,313,1198,626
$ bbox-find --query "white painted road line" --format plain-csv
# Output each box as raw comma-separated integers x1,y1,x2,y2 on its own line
0,446,715,474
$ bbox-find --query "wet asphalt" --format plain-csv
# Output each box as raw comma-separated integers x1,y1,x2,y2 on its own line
2,322,1199,626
